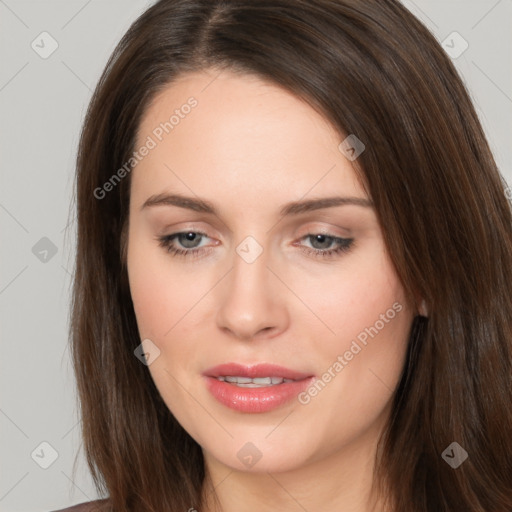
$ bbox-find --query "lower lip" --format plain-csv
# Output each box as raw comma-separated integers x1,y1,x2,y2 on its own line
204,376,314,413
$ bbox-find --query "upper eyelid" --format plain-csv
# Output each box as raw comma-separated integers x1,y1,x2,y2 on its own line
165,221,352,238
155,211,357,235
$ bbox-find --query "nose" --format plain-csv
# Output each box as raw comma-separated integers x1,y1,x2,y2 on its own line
216,243,289,341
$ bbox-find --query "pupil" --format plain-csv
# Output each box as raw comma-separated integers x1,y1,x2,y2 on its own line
180,232,200,248
313,234,331,249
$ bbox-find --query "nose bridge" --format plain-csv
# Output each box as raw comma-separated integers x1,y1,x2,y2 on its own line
232,237,270,294
215,235,288,340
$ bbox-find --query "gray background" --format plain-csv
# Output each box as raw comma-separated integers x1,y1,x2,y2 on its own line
0,1,510,511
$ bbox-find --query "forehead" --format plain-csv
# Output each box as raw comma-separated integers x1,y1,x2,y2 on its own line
131,69,366,211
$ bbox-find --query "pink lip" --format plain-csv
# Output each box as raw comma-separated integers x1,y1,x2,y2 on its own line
203,363,315,413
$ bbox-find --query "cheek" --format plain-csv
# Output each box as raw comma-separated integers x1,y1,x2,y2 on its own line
127,236,202,420
291,243,412,411
128,264,171,340
294,247,413,432
126,227,211,400
127,227,200,340
291,242,409,351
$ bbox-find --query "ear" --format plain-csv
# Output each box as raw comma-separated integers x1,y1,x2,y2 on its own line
417,298,428,317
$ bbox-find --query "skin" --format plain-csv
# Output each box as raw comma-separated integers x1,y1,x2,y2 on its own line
126,68,425,512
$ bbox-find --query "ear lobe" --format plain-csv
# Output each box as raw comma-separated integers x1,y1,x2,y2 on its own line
418,298,428,317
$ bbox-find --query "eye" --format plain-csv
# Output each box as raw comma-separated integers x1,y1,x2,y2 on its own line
157,231,354,260
297,234,354,259
157,231,212,259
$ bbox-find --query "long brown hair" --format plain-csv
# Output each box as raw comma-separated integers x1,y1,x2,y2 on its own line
70,0,512,510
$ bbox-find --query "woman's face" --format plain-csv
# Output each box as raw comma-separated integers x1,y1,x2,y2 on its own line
127,68,417,474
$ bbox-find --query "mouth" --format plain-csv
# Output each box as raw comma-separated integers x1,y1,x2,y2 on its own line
203,363,315,413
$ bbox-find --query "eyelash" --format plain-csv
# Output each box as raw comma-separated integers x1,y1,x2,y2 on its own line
157,231,354,260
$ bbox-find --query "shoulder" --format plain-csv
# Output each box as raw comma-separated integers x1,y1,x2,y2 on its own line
50,499,108,512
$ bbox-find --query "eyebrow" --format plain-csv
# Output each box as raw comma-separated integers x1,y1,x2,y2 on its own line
141,193,373,216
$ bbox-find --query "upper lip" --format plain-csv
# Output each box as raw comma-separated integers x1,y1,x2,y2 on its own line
203,363,313,381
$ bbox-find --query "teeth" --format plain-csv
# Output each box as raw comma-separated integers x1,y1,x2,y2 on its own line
225,376,252,383
253,377,272,385
216,376,296,386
